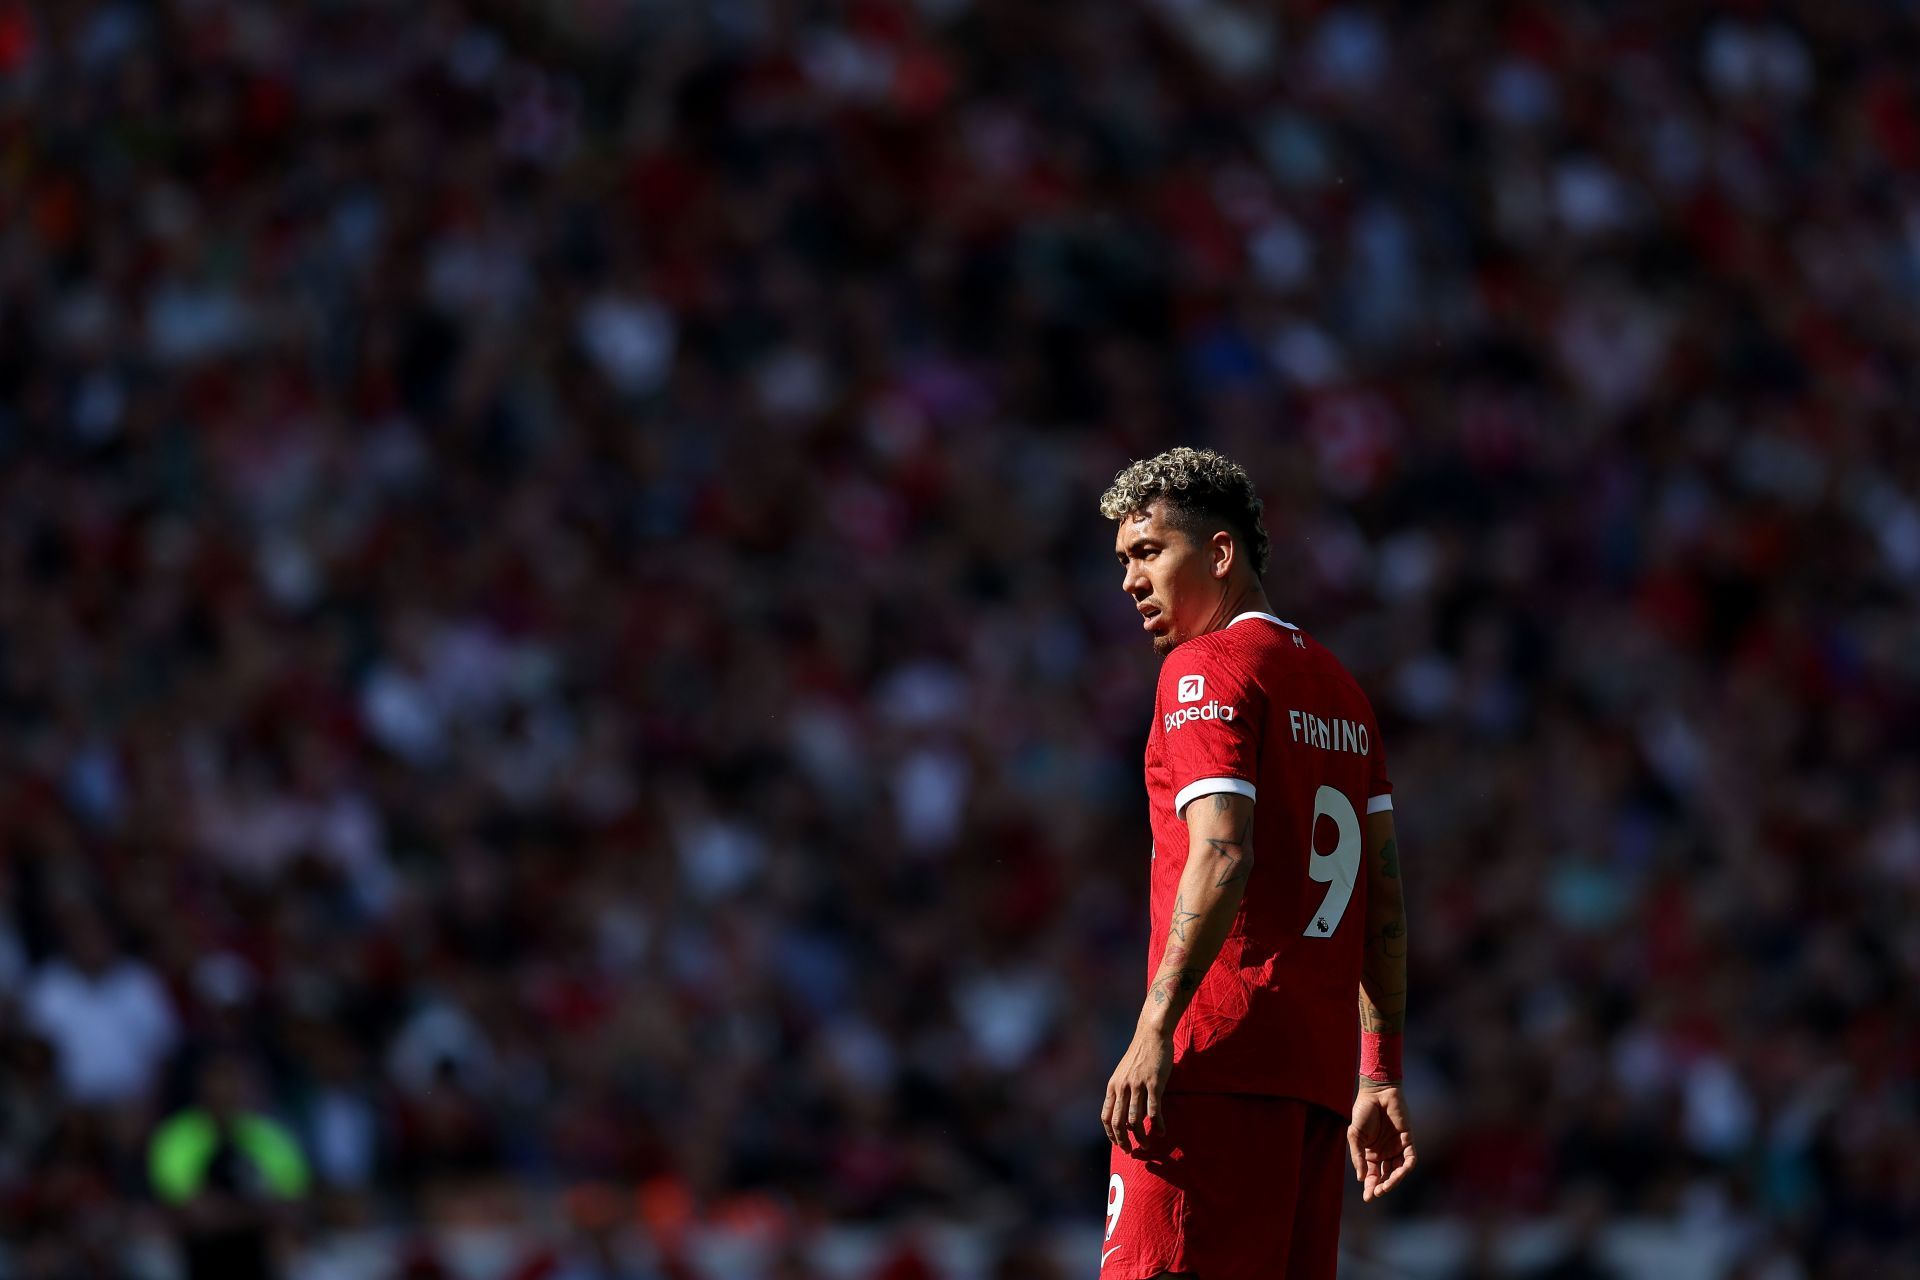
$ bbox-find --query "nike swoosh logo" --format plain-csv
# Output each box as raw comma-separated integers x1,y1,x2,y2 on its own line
1102,1246,1123,1268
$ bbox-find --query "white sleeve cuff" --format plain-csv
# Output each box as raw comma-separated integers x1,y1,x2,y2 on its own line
1366,794,1393,814
1175,776,1257,818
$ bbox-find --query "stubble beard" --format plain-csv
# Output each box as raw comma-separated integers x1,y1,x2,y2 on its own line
1152,633,1178,658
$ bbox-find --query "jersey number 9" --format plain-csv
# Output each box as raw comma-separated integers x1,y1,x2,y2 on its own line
1303,785,1361,938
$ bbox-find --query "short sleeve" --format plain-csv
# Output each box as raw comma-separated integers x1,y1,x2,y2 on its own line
1158,644,1264,819
1366,717,1393,813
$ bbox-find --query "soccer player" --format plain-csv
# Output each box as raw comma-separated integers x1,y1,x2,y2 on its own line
1097,448,1416,1279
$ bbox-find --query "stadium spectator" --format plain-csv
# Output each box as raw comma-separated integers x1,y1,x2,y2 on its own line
149,1053,310,1279
24,906,176,1109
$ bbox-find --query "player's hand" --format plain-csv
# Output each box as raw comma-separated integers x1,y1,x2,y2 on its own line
1348,1083,1417,1202
1103,1022,1174,1153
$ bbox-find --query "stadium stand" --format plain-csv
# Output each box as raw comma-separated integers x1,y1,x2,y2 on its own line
0,1,1915,1276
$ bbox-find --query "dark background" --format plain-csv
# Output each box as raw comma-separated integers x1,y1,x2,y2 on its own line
0,1,1916,1277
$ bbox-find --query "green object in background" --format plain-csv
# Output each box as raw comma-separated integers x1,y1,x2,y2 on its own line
149,1110,311,1204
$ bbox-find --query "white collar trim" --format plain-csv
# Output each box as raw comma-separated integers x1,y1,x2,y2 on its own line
1230,610,1298,631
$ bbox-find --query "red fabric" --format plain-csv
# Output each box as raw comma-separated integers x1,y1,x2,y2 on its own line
1144,615,1393,1113
1359,1031,1403,1084
1103,1094,1345,1280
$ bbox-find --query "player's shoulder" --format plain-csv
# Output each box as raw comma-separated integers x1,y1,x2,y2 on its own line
1159,614,1302,688
1184,614,1378,698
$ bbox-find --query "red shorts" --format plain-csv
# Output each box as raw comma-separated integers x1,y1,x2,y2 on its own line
1102,1093,1346,1280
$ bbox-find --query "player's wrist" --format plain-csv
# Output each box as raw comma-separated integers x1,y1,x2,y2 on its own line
1359,1030,1402,1087
1136,1009,1177,1039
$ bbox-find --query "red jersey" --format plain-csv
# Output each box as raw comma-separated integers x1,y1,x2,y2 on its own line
1142,611,1393,1116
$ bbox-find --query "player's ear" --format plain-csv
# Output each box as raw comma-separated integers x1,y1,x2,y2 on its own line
1210,530,1234,580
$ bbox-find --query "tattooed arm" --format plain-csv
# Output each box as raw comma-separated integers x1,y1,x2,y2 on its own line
1139,791,1255,1036
1349,808,1417,1201
1102,791,1254,1150
1357,810,1407,1048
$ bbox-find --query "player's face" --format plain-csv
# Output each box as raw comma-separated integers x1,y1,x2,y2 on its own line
1115,502,1218,658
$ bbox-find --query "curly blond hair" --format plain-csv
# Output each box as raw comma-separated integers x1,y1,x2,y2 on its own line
1099,447,1270,576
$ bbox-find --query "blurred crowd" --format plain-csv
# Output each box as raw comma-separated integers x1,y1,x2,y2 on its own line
1,0,1917,1277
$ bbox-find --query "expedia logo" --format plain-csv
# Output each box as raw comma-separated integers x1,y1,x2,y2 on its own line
1177,674,1206,703
1164,701,1237,732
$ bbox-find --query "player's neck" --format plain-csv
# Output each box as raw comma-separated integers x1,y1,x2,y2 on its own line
1199,582,1272,636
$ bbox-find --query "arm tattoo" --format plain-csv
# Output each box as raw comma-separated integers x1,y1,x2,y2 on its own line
1149,966,1209,1006
1358,991,1407,1034
1206,813,1254,887
1169,893,1200,944
1144,796,1254,1023
1365,919,1409,952
1198,801,1255,887
1148,944,1205,1006
1360,834,1408,1035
